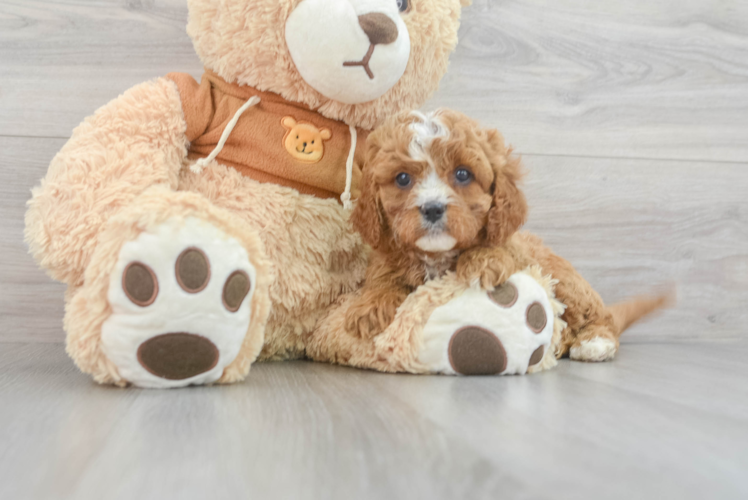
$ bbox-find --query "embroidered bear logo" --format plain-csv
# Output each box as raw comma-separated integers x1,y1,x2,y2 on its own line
282,116,332,163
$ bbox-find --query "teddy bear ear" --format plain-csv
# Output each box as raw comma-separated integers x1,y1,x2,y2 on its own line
320,128,332,141
460,0,473,6
282,116,297,130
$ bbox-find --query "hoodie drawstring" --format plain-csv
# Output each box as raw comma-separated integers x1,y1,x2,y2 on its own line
190,96,262,174
190,95,355,211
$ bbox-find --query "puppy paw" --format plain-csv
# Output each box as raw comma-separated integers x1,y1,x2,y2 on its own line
456,248,514,289
570,334,618,362
344,289,408,340
101,217,257,388
417,272,557,375
344,301,390,340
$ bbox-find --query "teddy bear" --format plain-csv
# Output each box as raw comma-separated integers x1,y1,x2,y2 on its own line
28,0,519,388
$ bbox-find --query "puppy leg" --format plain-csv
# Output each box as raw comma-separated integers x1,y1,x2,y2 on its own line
456,244,531,289
344,286,410,340
536,251,619,362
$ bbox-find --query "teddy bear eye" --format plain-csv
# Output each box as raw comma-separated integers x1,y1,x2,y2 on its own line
455,167,473,185
395,172,412,188
312,140,315,144
397,0,410,13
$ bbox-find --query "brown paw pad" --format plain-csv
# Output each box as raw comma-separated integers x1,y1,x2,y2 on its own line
176,247,211,293
223,271,251,313
526,302,547,333
529,345,545,366
489,282,518,307
123,262,158,307
448,326,507,375
137,333,219,380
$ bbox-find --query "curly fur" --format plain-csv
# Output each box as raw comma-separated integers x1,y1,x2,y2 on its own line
347,109,669,358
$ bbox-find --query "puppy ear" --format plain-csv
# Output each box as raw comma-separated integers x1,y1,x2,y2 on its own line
351,167,384,249
351,139,385,249
484,130,528,247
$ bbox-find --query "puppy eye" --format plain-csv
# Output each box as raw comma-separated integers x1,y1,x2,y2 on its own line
397,0,410,13
395,172,412,189
455,167,473,185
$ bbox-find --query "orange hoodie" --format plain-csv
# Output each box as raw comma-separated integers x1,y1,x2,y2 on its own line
167,70,368,202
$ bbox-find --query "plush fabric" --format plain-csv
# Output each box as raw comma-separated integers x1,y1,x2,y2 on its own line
63,186,272,386
168,71,368,200
25,0,471,386
307,266,566,375
187,0,466,130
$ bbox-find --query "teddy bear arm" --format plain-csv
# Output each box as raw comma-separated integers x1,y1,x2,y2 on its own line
25,77,189,286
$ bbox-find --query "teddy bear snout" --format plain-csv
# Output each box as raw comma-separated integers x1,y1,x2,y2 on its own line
358,13,399,46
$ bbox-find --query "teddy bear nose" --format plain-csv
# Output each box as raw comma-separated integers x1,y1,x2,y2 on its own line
358,13,399,46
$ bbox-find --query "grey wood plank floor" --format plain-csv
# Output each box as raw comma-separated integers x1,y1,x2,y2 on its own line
1,341,747,500
1,0,747,499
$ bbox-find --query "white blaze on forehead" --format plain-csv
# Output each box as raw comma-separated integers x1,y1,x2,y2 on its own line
408,110,449,164
408,110,454,208
413,168,453,208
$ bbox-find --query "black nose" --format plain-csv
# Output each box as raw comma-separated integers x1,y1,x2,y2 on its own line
358,13,399,45
421,203,446,223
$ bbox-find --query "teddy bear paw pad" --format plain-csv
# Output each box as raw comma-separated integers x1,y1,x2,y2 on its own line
101,217,255,388
418,272,555,376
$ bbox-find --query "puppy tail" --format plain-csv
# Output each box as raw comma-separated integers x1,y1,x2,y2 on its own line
608,290,675,338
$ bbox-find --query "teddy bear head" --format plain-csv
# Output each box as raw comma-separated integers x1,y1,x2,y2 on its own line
187,0,472,130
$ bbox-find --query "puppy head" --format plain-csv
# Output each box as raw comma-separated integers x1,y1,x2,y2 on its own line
352,109,527,253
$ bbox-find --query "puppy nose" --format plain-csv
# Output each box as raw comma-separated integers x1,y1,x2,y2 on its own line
421,203,446,223
358,13,399,46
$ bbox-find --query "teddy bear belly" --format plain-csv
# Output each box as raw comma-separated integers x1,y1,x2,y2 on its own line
179,163,369,360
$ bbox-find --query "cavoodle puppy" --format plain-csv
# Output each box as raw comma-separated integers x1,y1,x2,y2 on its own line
345,109,667,361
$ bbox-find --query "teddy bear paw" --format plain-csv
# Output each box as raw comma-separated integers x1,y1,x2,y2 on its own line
417,272,556,376
101,217,256,388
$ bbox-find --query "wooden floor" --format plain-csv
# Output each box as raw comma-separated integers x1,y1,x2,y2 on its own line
0,0,747,498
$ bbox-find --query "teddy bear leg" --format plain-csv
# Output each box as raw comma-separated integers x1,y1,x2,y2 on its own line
309,267,563,376
414,269,561,376
65,186,271,387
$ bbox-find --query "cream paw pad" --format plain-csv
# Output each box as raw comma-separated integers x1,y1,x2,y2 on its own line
418,271,562,376
101,217,256,388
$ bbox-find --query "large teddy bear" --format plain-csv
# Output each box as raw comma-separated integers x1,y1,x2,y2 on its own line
26,0,564,388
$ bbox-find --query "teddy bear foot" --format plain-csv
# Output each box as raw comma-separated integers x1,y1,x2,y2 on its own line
101,216,257,388
417,272,559,376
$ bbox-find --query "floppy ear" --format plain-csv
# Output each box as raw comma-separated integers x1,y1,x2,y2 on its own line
350,140,386,249
484,130,528,247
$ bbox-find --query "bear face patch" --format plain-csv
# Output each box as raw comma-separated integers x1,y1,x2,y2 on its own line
282,116,332,163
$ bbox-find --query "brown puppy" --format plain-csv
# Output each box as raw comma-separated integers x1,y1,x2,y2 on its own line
345,109,667,361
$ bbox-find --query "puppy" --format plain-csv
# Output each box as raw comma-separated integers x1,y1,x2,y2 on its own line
345,109,668,361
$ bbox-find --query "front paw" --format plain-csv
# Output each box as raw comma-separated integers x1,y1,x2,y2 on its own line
344,302,389,340
456,257,511,290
